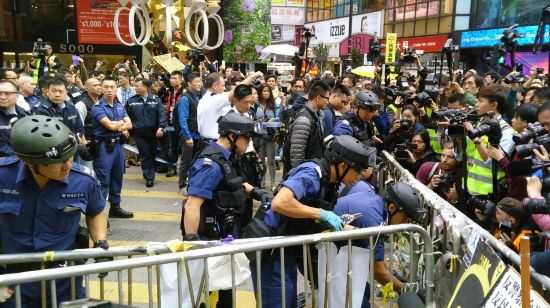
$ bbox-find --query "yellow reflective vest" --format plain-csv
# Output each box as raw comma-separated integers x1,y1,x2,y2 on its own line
33,55,58,83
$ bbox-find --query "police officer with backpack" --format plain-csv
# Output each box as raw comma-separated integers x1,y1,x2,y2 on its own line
181,111,269,307
253,134,374,307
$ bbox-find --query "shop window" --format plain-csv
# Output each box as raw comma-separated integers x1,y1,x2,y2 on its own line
404,21,415,37
416,2,428,18
415,19,427,36
454,16,469,31
426,18,438,35
439,16,452,33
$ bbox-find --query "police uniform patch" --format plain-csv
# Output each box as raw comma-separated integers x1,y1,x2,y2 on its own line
60,192,86,199
202,158,212,166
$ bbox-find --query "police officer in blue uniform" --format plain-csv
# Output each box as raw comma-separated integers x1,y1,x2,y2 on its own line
34,77,84,137
0,80,29,157
91,77,134,218
182,111,269,307
254,134,374,307
0,115,108,307
125,78,166,187
333,90,381,147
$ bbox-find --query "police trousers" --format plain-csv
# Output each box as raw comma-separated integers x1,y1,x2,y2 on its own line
133,129,159,181
159,130,178,171
250,249,298,308
178,136,200,189
93,142,125,204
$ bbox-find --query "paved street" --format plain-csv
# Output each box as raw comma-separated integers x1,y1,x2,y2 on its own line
85,163,280,307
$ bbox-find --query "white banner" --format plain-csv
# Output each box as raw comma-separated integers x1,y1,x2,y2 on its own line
305,10,382,45
271,6,305,26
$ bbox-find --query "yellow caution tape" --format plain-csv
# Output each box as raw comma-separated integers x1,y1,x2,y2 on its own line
165,240,195,253
43,251,55,262
381,282,396,304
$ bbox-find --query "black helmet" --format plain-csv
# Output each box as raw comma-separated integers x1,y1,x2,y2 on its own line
218,111,259,137
354,90,380,110
11,115,77,165
383,182,428,224
324,135,373,171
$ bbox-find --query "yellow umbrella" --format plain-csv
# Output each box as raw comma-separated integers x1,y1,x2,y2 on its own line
351,66,376,78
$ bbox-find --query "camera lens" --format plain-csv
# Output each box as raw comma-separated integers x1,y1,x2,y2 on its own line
523,198,550,214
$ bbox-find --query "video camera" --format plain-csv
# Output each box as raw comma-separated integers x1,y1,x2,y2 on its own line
385,87,414,102
501,24,525,48
414,92,433,108
432,108,480,137
33,38,48,57
513,122,550,158
467,119,502,146
423,73,440,102
187,49,206,68
401,47,417,63
522,197,550,215
393,140,417,159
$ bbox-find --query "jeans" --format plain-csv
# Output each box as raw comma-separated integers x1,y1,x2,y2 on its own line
178,136,200,188
259,138,277,187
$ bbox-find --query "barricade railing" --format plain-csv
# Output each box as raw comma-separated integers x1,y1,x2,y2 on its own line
0,224,434,308
378,150,550,296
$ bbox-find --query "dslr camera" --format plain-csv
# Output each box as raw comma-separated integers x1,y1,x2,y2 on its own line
432,108,479,137
523,195,550,215
513,122,550,158
33,38,48,57
435,173,454,193
393,140,417,160
414,91,433,108
468,195,496,217
467,119,502,146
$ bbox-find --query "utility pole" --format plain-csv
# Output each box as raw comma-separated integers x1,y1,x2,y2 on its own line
347,0,353,67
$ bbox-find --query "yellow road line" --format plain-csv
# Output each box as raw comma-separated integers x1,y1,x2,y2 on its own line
88,280,256,306
121,189,182,199
131,211,181,222
124,174,179,182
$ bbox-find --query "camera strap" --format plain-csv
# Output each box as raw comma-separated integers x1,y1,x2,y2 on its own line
427,163,440,182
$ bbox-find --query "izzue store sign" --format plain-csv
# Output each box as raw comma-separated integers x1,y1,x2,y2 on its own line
460,25,550,48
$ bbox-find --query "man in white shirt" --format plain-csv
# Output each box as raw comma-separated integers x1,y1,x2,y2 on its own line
197,71,263,142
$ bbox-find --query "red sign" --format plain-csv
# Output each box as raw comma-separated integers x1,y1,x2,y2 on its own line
76,0,131,45
339,34,373,57
380,34,449,54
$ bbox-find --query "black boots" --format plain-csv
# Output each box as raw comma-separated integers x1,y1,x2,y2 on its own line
109,204,134,218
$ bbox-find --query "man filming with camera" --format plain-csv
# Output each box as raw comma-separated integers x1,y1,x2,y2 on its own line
29,41,61,84
462,84,515,219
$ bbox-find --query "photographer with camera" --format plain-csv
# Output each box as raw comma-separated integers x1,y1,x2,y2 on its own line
29,40,61,84
400,130,438,175
384,104,423,152
417,142,464,206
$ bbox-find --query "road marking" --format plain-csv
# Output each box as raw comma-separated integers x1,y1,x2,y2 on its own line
124,174,179,182
131,211,181,222
88,280,256,305
121,189,182,199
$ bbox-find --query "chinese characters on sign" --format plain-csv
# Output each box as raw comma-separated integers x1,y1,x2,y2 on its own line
270,6,305,25
385,33,397,64
484,268,549,308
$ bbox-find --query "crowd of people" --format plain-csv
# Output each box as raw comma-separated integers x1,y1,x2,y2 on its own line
1,42,550,307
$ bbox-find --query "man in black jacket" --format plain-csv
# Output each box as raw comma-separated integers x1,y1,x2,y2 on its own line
283,80,330,175
125,79,166,187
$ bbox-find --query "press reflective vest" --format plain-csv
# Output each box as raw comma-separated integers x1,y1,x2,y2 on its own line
427,128,442,155
494,229,538,252
387,104,398,114
465,119,512,195
32,56,58,83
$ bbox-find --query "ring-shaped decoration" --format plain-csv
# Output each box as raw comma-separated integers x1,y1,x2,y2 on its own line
202,13,224,50
114,6,135,46
185,8,209,48
129,4,152,46
164,0,175,46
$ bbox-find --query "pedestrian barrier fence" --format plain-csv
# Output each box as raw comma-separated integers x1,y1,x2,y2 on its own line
378,150,550,304
0,224,434,308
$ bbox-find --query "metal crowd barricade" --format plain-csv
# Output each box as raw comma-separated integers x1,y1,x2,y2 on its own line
0,224,435,308
378,150,550,297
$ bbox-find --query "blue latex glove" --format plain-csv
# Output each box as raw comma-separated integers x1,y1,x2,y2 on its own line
319,209,344,231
